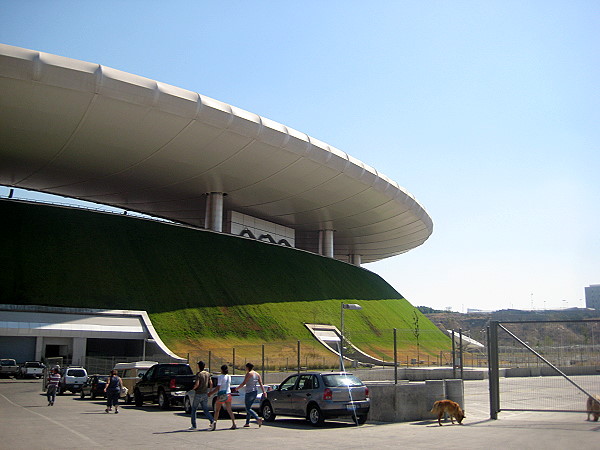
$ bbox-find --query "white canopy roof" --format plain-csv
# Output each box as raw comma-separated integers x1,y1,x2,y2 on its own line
0,44,433,263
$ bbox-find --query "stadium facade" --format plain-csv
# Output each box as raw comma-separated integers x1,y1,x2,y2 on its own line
0,44,433,364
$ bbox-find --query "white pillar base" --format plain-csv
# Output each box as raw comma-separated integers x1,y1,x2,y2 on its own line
205,192,224,232
318,229,334,258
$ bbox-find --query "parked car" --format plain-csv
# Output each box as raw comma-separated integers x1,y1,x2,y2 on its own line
260,372,370,426
183,374,273,416
0,359,19,378
80,374,109,399
133,363,195,409
114,361,157,404
58,366,88,394
18,361,44,378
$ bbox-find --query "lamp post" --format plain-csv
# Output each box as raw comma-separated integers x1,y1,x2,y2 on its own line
340,303,362,372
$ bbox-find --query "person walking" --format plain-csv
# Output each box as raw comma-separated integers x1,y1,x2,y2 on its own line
208,364,236,430
46,367,61,406
104,369,123,414
188,361,215,431
234,362,266,427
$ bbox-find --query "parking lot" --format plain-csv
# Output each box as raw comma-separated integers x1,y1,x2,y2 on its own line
1,378,599,449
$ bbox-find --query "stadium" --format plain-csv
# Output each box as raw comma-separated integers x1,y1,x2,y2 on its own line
0,44,446,368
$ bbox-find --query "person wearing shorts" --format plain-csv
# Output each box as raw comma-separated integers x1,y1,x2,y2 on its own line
208,364,236,430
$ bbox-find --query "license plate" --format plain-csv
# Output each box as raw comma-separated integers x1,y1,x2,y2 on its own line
74,385,80,388
346,403,358,411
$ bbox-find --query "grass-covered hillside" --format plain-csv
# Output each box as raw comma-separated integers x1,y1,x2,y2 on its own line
1,200,449,360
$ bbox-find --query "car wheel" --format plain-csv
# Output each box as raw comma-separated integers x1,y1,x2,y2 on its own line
91,392,96,400
353,414,368,425
184,396,191,414
57,388,64,396
261,401,276,422
125,393,132,404
134,389,143,407
158,390,170,410
80,391,85,399
307,404,324,427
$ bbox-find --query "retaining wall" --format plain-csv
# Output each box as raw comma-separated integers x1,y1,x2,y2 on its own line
365,379,464,422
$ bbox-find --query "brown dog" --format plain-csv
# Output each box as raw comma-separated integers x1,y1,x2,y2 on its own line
586,395,600,421
430,399,465,426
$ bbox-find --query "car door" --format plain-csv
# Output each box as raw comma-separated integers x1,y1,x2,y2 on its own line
137,366,156,399
269,375,299,415
290,374,319,415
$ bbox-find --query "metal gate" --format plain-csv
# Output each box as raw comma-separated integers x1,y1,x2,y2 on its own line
487,319,600,419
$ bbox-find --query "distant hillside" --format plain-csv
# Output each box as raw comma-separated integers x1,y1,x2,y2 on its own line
0,200,449,355
426,308,600,347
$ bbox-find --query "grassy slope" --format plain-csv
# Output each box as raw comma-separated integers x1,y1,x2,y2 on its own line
1,200,449,355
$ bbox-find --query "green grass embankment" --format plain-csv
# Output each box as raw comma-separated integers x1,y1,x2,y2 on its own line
1,200,449,357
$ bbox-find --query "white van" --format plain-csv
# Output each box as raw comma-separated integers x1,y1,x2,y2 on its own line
114,361,158,404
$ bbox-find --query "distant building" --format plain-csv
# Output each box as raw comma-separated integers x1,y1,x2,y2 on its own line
585,285,600,309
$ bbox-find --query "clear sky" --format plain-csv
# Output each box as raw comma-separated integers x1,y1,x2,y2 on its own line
1,1,598,312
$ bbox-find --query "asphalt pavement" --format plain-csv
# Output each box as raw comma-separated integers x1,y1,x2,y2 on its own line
1,378,598,449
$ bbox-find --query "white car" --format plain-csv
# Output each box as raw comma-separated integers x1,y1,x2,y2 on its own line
184,374,273,415
58,366,88,394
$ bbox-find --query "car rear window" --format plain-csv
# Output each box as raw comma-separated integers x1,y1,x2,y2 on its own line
1,360,16,366
159,365,193,376
25,362,42,368
67,369,86,377
321,374,363,387
230,375,245,385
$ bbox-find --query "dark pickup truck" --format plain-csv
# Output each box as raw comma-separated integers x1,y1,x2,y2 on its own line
133,363,195,409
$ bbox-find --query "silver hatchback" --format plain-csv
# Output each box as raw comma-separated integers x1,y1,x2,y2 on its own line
260,372,370,426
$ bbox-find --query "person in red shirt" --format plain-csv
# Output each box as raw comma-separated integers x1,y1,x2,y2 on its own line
46,367,61,406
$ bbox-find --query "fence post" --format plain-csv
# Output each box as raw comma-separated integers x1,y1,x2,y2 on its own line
452,330,456,378
297,340,301,373
459,328,464,379
261,344,265,383
232,348,235,375
393,328,398,385
208,351,212,374
488,323,499,420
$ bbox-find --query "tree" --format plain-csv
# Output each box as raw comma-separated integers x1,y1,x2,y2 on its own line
412,310,420,364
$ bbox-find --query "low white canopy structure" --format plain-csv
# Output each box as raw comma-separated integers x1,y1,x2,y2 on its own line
0,44,433,264
0,304,184,364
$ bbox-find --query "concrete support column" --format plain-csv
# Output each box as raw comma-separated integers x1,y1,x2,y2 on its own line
205,192,224,232
35,336,44,362
349,254,362,267
318,229,334,258
72,337,87,367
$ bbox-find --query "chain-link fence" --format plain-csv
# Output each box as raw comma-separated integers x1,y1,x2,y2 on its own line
489,320,600,417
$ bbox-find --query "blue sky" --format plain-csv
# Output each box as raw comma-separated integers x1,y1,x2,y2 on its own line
1,1,598,311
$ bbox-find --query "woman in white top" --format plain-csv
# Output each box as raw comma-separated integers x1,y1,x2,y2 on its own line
235,362,266,428
208,364,236,430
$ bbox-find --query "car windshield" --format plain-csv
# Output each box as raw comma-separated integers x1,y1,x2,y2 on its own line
1,360,16,366
322,374,363,387
67,369,86,377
